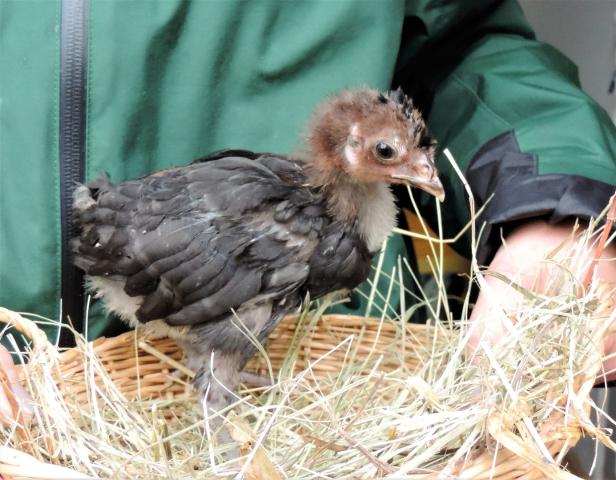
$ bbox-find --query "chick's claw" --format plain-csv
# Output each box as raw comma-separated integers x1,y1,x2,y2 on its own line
239,371,273,389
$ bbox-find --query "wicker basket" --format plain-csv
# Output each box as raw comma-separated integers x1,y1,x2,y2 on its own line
0,305,601,479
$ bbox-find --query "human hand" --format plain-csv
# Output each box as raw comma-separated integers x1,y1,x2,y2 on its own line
0,343,32,426
468,220,616,383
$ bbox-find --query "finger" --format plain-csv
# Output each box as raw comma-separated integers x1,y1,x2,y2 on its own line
9,383,33,418
0,345,18,384
0,387,15,425
0,345,33,422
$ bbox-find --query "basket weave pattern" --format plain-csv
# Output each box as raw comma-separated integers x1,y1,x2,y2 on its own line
0,306,603,479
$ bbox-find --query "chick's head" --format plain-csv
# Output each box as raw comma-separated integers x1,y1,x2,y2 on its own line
307,87,445,201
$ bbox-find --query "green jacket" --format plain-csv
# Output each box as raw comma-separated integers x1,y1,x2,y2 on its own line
1,0,615,342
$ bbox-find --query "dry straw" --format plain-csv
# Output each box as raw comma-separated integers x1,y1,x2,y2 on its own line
1,149,615,479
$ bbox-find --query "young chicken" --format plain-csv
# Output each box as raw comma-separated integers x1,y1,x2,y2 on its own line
71,87,444,418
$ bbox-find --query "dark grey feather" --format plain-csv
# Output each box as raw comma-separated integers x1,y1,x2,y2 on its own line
73,151,374,331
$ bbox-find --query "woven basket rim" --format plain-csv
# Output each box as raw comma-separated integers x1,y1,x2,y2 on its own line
0,306,603,479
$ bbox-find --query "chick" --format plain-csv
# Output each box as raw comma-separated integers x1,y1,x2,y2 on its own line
71,87,444,419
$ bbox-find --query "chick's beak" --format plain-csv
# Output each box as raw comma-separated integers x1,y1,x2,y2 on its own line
391,154,445,202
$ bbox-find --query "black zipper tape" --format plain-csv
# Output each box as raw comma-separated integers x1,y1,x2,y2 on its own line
59,0,88,346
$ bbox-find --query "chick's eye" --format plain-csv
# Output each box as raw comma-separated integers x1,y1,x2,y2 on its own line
375,142,396,161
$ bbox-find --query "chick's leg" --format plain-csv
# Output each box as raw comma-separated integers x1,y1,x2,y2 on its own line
179,338,242,451
180,312,266,431
180,303,283,443
193,350,241,416
179,332,241,437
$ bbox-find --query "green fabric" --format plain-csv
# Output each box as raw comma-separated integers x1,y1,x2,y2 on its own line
426,36,616,254
0,1,61,322
86,0,404,182
1,0,616,342
401,0,616,255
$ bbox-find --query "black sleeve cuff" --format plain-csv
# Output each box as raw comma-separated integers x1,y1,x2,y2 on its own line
466,131,615,264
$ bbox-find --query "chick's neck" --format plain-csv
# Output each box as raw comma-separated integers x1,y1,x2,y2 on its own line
302,159,397,254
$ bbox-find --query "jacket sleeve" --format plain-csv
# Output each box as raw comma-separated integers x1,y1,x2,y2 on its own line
397,0,616,264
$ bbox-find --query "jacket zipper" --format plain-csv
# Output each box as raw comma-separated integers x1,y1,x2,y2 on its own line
59,0,87,345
